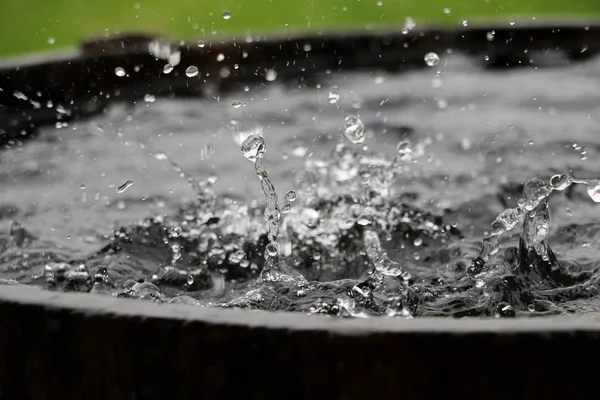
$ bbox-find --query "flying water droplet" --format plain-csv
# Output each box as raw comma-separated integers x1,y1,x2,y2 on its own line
187,275,194,285
343,114,366,144
424,52,440,67
115,67,126,77
185,66,199,77
197,40,205,48
144,94,156,103
285,190,297,202
587,180,600,202
328,86,340,104
241,134,266,162
222,10,231,20
265,69,277,82
232,101,245,108
117,180,133,193
163,64,174,74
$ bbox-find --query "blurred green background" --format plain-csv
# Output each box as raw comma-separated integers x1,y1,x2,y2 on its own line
1,0,599,58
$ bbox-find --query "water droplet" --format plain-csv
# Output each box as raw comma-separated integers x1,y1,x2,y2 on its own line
527,304,536,312
186,66,199,77
197,40,205,48
281,203,292,213
169,226,182,238
241,134,266,162
377,1,383,6
222,10,231,20
228,249,246,264
265,243,278,257
550,174,573,191
413,237,423,246
163,64,174,74
461,20,469,27
115,67,126,77
117,180,133,193
486,31,495,41
285,190,297,202
357,214,372,226
155,152,168,160
343,114,366,144
443,7,451,14
187,275,194,285
47,37,55,45
587,180,600,202
265,69,277,82
424,52,440,67
232,101,245,108
216,53,225,62
328,86,340,104
144,94,156,103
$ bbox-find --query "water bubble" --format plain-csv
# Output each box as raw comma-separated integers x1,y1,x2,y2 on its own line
285,190,297,202
281,203,292,213
241,134,266,162
197,40,205,48
187,275,194,285
117,180,133,193
550,174,573,191
115,67,126,77
232,101,245,108
424,52,440,67
527,304,536,312
328,86,340,104
222,10,231,20
265,69,278,82
343,114,366,144
265,243,278,257
163,64,174,74
586,180,600,202
185,66,199,77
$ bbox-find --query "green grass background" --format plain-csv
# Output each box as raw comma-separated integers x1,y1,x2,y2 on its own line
1,0,599,58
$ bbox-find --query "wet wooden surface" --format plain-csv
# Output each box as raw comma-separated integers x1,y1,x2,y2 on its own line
0,285,600,399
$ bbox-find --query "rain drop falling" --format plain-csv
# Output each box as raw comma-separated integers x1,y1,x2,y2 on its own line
222,10,231,20
115,67,126,77
424,52,440,67
265,69,277,82
232,101,245,108
187,275,194,285
197,40,205,48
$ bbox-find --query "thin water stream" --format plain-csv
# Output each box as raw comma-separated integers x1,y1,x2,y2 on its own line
3,53,600,317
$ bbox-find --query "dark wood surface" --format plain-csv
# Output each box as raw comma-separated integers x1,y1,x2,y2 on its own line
0,285,600,399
